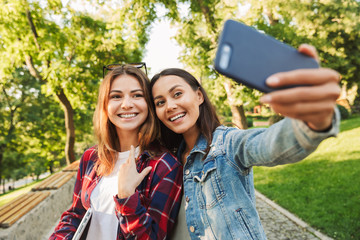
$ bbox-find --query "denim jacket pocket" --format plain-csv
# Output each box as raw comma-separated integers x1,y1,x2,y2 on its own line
193,160,225,209
234,208,260,240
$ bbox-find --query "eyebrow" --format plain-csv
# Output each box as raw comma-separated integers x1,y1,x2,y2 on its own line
110,89,143,94
153,84,183,101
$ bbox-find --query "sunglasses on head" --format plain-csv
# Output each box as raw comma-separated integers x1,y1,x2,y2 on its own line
103,62,147,78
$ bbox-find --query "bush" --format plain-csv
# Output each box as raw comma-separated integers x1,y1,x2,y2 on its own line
268,114,284,125
247,117,253,128
337,104,350,120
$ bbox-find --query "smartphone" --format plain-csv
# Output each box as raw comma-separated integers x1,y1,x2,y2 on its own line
214,20,319,93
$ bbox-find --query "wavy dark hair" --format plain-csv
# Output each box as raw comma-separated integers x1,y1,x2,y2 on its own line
150,68,221,155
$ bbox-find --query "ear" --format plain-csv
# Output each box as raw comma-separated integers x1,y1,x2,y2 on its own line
196,88,204,105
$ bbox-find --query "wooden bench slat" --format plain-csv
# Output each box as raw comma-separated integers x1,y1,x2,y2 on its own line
0,192,39,224
32,172,63,191
0,192,35,213
44,172,75,190
0,192,50,228
52,172,76,189
62,160,80,172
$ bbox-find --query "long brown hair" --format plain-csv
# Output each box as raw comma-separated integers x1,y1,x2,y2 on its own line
150,68,221,155
93,65,159,176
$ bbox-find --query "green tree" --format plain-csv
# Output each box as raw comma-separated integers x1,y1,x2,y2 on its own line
0,68,62,192
0,0,156,165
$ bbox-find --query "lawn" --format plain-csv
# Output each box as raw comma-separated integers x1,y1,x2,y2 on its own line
254,114,360,240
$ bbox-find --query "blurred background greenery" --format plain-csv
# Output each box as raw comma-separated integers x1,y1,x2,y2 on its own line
1,1,359,239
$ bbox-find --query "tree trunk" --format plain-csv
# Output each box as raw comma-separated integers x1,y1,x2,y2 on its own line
25,55,76,164
230,105,248,129
57,90,76,164
352,85,360,113
0,145,4,194
223,79,248,129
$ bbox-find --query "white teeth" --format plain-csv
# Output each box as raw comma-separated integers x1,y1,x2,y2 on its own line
119,113,137,118
170,113,185,122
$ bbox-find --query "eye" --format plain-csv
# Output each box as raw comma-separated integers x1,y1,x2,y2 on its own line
110,94,121,99
155,100,165,107
133,93,144,98
174,91,182,98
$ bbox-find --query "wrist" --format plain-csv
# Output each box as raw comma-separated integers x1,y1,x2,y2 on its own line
306,117,333,132
118,188,135,199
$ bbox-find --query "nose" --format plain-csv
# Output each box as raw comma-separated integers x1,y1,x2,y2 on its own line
166,98,177,112
121,95,134,109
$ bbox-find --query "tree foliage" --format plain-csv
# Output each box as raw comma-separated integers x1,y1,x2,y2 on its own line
0,0,156,189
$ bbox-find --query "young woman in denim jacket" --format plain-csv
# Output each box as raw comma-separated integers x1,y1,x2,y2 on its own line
50,65,183,239
150,45,341,240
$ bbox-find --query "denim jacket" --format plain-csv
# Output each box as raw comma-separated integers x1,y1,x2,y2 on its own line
179,112,339,240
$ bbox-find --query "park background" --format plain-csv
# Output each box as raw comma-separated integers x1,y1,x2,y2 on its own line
0,0,359,239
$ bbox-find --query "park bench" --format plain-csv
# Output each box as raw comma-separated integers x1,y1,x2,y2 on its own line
0,191,50,228
0,160,79,230
31,171,76,191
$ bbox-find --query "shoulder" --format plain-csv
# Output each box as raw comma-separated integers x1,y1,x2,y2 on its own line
143,149,181,176
152,150,180,169
212,125,241,141
81,146,98,162
79,146,98,170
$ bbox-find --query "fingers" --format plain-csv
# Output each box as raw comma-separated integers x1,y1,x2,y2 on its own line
266,68,340,88
126,145,135,164
298,44,319,62
260,82,340,104
139,166,152,180
269,100,335,119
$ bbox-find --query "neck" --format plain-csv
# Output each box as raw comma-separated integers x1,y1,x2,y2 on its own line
181,128,200,164
117,130,139,152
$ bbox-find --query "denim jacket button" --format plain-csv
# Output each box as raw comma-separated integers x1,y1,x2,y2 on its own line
189,226,195,232
185,169,190,175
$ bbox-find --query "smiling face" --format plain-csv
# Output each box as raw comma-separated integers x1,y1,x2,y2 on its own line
107,74,148,138
152,75,204,137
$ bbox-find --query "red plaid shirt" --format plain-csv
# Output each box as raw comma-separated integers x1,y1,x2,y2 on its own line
49,146,183,240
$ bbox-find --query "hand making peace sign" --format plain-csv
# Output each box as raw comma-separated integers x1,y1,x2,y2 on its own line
117,145,152,199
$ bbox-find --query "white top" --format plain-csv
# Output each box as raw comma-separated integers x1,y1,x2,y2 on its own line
170,195,191,240
87,147,140,240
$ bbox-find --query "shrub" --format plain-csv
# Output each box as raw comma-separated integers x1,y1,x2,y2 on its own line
247,117,253,128
268,114,284,125
337,104,350,120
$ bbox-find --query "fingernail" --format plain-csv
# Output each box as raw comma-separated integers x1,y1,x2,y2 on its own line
266,76,280,85
260,95,272,103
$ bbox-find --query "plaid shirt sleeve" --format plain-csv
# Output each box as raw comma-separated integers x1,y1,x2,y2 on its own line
49,148,97,240
114,151,183,240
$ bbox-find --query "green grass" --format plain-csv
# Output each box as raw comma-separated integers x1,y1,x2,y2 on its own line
254,115,360,240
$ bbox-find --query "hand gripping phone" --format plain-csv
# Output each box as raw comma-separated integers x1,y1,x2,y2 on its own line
214,19,319,93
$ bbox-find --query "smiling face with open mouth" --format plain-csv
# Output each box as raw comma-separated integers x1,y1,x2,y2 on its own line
152,75,204,136
107,74,148,137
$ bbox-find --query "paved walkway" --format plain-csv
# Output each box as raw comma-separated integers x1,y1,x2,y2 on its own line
255,190,333,240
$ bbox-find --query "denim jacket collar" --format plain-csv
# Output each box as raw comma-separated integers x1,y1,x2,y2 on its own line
177,134,208,160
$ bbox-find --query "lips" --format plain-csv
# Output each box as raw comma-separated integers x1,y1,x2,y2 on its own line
169,113,185,122
118,113,137,118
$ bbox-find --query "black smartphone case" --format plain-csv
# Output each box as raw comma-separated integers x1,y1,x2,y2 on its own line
214,20,319,93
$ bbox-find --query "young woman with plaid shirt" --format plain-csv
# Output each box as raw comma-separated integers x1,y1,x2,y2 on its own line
49,65,183,239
